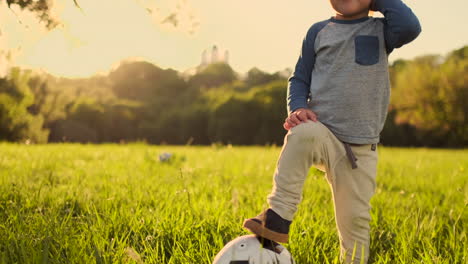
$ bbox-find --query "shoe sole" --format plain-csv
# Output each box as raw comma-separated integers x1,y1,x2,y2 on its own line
243,219,289,243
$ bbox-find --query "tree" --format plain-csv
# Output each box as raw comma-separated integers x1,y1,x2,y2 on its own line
5,0,192,31
437,47,468,145
188,63,238,90
27,73,69,127
0,68,49,143
109,61,188,104
205,80,288,145
245,67,282,88
5,0,81,29
390,46,468,147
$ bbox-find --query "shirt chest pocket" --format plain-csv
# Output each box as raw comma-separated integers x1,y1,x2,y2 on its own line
354,35,379,66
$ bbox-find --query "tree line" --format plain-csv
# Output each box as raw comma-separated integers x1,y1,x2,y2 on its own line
0,46,466,147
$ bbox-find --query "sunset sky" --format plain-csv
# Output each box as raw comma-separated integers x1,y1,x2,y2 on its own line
0,0,467,78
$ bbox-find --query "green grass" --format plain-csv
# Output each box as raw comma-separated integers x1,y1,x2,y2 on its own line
0,143,467,263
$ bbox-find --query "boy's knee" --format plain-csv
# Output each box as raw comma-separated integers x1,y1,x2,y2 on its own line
289,120,325,142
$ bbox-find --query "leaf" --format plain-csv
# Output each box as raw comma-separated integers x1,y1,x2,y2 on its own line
73,0,82,10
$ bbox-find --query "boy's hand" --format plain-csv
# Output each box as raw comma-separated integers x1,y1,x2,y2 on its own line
283,108,318,130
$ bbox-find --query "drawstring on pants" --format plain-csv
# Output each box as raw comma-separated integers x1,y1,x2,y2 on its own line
343,142,358,169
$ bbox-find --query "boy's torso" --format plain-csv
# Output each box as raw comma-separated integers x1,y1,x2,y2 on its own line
308,17,390,144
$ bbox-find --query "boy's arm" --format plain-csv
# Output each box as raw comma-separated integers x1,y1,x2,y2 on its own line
287,28,316,114
371,0,422,53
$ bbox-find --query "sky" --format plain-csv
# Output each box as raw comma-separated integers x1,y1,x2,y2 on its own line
0,0,467,78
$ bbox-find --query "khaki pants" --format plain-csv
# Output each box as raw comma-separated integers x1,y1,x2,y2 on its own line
267,120,378,264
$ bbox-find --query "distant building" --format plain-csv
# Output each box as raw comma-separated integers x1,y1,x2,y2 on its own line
211,45,219,63
200,45,229,67
182,45,230,78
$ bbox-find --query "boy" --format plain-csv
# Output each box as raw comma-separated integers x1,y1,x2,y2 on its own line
243,0,421,263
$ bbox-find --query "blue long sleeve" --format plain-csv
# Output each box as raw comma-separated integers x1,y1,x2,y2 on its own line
372,0,421,53
287,21,328,114
287,30,314,114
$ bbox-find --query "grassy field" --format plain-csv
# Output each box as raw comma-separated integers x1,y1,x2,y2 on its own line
0,143,467,263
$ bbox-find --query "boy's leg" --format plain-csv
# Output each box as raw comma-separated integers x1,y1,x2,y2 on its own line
329,144,378,264
243,120,343,243
267,120,337,220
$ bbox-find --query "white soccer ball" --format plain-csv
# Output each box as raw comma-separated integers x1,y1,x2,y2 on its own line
158,152,172,162
213,235,295,264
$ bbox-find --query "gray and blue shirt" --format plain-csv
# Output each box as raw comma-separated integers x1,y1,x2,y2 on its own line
287,0,421,144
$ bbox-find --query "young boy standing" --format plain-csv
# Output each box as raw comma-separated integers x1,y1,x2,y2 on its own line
243,0,421,263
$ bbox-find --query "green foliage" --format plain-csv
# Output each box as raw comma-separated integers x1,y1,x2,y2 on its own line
0,144,466,263
189,63,238,89
205,80,287,145
1,46,467,147
439,47,468,144
0,68,48,143
50,99,142,143
50,119,98,142
6,0,82,29
390,47,468,147
109,61,187,104
245,67,283,88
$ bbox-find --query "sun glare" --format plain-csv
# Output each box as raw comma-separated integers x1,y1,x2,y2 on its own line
2,0,201,78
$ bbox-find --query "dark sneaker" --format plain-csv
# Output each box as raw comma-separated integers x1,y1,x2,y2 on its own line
243,208,291,243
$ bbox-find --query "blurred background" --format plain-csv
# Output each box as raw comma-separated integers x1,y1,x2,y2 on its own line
0,0,466,147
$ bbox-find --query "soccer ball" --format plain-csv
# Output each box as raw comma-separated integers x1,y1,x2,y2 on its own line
213,235,295,264
158,152,172,162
